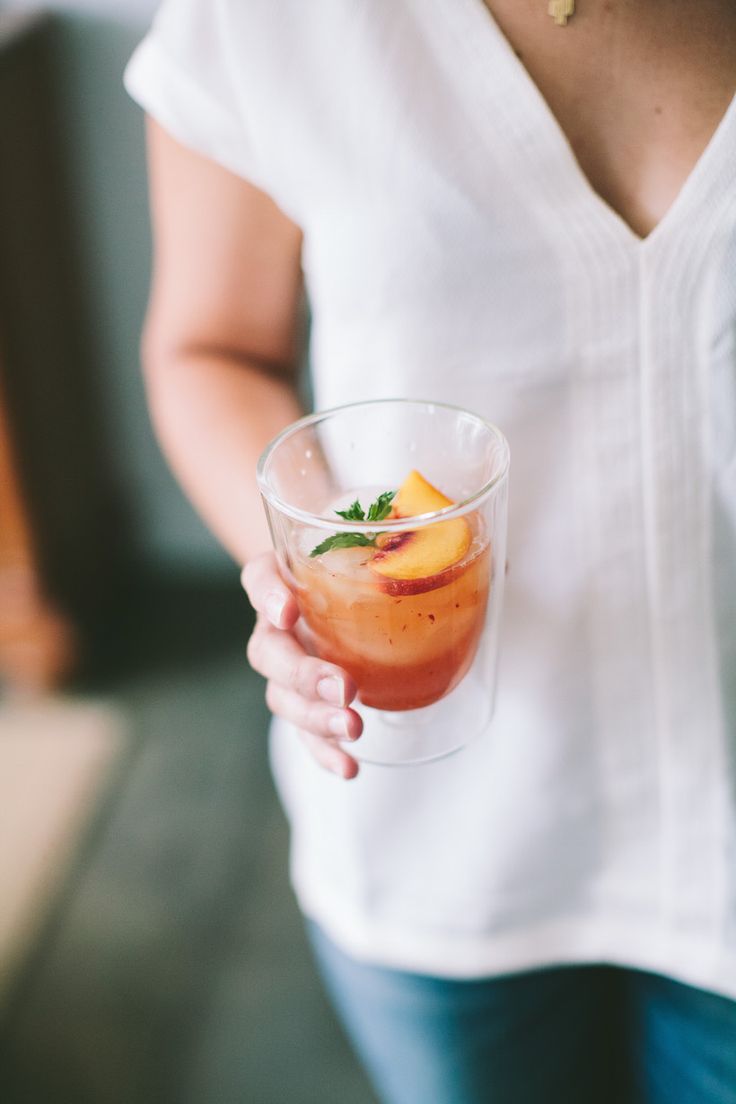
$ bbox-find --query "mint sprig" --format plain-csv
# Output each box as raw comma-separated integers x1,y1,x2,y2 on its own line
334,499,366,522
309,532,377,557
310,490,396,557
367,491,396,522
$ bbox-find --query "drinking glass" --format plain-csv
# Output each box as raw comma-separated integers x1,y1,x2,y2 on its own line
257,399,509,766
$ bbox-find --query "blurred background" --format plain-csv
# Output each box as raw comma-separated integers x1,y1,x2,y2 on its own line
0,3,374,1100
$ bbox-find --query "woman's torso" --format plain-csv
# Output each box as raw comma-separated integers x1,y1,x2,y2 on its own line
125,0,736,992
251,0,736,991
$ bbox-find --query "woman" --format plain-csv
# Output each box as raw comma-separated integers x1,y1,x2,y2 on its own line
125,2,736,1100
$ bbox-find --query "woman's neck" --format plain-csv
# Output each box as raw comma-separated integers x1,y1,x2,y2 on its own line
480,0,736,237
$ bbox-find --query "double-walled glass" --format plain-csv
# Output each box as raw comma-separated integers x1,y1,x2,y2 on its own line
257,399,509,766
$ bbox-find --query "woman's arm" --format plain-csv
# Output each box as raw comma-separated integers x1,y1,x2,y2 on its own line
141,118,305,563
141,119,362,777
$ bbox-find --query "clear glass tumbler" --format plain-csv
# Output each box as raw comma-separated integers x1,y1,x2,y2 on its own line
257,399,509,766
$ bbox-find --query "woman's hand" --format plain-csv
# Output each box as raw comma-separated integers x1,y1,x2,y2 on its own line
242,552,363,779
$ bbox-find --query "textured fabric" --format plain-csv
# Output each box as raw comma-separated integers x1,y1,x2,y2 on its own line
308,921,736,1104
125,1,736,998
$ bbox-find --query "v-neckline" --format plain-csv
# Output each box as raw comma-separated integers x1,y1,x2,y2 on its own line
434,0,736,250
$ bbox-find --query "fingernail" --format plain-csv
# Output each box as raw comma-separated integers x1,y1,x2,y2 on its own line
328,713,351,741
318,676,345,706
265,592,287,626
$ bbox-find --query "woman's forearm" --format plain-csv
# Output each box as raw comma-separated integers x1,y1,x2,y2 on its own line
143,348,303,565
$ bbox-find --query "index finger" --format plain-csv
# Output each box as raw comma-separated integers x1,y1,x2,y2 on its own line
241,552,299,630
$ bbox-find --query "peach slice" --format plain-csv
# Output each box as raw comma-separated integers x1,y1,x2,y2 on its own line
369,471,471,594
390,469,455,517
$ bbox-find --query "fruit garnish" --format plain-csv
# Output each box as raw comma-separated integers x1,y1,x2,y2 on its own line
309,490,396,557
309,471,472,592
369,470,471,593
390,469,453,516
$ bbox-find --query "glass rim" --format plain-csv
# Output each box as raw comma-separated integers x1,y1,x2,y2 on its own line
256,398,510,532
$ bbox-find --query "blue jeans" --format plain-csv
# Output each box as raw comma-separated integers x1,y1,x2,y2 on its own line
307,923,736,1104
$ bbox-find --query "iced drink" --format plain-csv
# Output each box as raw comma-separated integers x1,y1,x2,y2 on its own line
257,398,509,765
290,471,491,711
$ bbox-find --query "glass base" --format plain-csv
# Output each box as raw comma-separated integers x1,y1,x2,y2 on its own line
346,674,493,767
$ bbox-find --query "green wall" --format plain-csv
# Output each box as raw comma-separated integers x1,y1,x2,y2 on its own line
48,11,231,572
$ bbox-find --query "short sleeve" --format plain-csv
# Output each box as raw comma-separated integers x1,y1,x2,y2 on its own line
123,0,259,183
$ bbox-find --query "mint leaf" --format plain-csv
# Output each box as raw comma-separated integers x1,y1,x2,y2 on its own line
366,490,396,522
310,488,397,557
335,499,365,521
309,533,377,557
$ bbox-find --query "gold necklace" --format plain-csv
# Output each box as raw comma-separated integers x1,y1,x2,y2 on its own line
548,0,575,25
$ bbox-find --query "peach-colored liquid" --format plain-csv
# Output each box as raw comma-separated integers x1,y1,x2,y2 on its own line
292,522,490,712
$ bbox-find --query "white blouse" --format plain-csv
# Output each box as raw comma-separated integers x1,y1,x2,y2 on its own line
125,0,736,998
